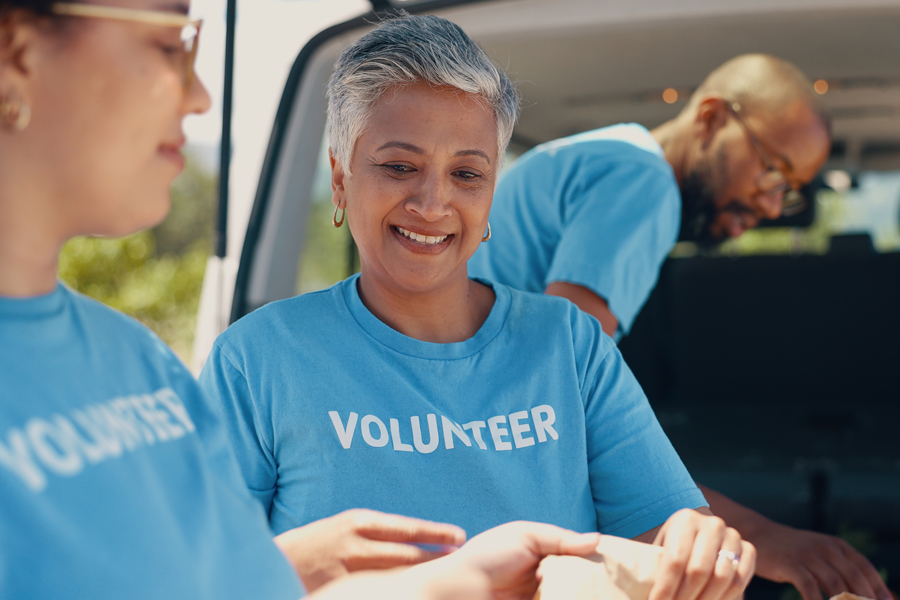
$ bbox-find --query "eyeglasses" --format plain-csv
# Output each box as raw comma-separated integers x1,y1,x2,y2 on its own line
51,3,202,91
727,102,807,217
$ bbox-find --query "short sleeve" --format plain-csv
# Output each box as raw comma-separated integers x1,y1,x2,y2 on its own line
198,343,279,516
546,157,680,336
573,311,707,538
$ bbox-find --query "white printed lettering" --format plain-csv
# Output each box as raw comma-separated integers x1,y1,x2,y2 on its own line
323,406,557,454
0,428,47,492
441,416,471,450
531,405,558,442
155,388,197,433
509,411,535,449
2,388,197,494
72,406,123,461
27,416,83,476
487,416,512,451
69,410,108,464
462,421,488,450
411,415,439,454
329,411,358,449
361,415,389,448
390,419,413,452
108,399,152,449
132,395,176,442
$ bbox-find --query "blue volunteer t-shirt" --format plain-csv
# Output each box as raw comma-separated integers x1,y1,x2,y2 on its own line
469,124,681,338
0,285,304,600
199,275,706,539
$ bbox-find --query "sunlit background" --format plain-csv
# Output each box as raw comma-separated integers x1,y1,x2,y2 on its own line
58,0,900,364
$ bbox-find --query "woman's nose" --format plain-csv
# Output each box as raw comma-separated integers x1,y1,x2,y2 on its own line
408,172,453,221
186,74,213,116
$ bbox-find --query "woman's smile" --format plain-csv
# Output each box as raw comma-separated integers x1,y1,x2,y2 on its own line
392,225,453,253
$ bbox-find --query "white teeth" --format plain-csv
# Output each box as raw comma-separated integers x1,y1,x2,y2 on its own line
397,227,447,245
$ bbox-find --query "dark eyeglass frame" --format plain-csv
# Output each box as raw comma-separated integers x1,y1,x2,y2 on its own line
727,101,808,217
50,3,202,91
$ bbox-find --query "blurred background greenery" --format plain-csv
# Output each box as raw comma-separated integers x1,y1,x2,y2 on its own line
58,153,216,364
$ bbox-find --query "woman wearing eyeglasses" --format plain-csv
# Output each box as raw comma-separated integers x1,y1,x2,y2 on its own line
0,1,309,598
0,2,620,599
200,14,757,600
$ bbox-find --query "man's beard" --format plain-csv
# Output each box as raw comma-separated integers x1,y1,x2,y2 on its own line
678,170,723,250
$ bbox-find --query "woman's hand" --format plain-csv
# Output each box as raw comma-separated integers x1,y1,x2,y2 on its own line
448,521,602,600
308,521,601,600
647,509,756,600
274,509,466,592
406,521,602,600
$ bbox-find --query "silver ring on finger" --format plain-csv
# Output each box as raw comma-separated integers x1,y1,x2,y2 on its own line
717,549,740,570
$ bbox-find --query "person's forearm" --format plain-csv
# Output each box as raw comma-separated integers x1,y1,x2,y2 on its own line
698,483,772,539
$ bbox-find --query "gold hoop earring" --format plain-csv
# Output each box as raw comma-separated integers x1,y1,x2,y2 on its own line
0,94,30,132
332,204,346,228
481,222,491,243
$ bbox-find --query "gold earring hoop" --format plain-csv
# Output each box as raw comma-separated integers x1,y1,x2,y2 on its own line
0,94,31,132
332,204,346,228
481,222,491,243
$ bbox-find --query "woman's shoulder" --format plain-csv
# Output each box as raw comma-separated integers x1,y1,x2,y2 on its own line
501,284,614,351
65,285,171,351
214,280,348,351
62,285,194,382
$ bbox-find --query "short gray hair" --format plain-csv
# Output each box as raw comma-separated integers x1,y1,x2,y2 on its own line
326,13,519,171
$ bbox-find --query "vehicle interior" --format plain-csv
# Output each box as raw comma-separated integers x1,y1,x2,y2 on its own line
230,0,900,595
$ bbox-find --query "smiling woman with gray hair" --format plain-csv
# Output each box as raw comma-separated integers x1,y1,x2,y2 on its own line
200,13,757,600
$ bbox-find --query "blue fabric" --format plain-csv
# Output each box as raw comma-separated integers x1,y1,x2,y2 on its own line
0,285,304,600
469,124,681,338
199,275,706,540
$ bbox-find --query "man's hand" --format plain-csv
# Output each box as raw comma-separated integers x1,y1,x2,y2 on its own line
644,509,756,600
750,520,890,600
274,509,466,592
699,485,891,600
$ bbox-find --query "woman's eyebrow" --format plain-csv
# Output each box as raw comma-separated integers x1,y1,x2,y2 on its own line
375,142,491,164
376,141,424,154
157,2,190,15
455,149,491,164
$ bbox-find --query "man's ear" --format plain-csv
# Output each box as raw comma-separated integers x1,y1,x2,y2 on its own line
329,148,346,209
693,96,730,150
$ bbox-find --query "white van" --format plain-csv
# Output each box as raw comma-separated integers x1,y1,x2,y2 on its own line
194,1,900,596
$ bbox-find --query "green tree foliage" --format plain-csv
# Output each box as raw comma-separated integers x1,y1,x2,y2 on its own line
58,153,216,363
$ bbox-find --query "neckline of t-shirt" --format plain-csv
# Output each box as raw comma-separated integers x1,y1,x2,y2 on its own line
340,274,511,360
0,282,67,319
